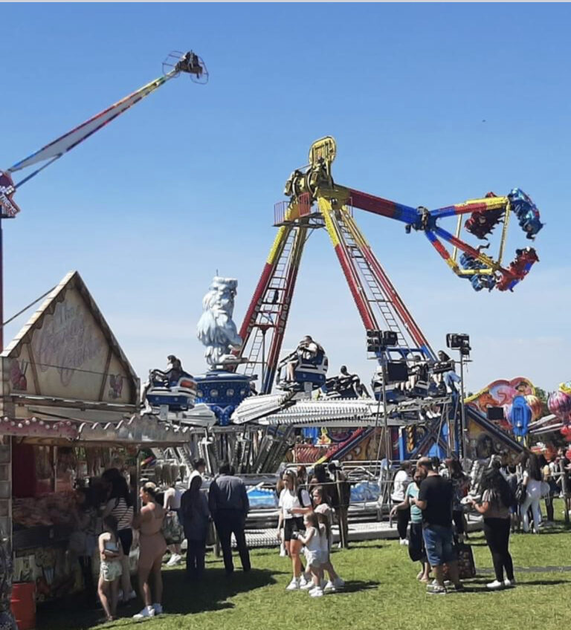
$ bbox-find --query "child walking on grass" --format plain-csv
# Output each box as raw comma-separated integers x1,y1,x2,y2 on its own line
98,515,124,621
295,512,327,598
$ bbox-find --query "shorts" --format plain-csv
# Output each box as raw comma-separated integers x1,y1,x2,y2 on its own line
408,522,426,563
304,549,326,568
423,524,457,567
284,517,305,542
100,560,123,582
118,528,133,555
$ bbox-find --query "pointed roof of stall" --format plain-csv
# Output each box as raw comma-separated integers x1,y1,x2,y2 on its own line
1,271,139,406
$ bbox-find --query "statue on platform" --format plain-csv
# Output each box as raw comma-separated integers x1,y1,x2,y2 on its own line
197,277,243,369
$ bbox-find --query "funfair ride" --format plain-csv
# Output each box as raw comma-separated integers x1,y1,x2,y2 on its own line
0,50,207,348
234,136,543,396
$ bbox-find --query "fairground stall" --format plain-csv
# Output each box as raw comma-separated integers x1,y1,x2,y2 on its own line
0,272,194,619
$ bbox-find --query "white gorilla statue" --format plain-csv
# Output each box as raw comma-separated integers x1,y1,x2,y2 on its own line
196,277,243,369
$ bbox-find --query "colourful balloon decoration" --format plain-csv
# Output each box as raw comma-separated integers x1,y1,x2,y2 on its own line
525,395,543,421
561,425,571,442
548,390,571,418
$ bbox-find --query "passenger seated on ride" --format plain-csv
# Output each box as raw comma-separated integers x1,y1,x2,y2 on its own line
431,351,461,394
405,356,429,392
176,51,201,75
285,336,323,382
151,355,184,387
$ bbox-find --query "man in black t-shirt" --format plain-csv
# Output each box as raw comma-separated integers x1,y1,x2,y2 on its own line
412,457,463,594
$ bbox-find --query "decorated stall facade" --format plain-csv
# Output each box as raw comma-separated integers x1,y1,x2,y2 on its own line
0,271,193,608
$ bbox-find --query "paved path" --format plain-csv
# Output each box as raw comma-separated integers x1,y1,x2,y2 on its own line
243,514,483,548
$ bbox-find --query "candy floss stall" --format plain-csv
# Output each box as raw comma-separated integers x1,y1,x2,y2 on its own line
0,272,190,625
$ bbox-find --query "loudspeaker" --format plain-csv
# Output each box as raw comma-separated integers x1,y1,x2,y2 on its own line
487,407,504,421
386,362,409,383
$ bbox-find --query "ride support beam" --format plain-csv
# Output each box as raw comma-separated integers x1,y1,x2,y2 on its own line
342,211,434,358
262,225,308,393
237,225,292,345
346,188,419,224
319,199,379,331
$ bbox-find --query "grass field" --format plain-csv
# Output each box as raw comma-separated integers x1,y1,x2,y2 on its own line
38,503,571,630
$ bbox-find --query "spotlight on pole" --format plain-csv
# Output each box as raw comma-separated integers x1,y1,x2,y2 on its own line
446,333,471,357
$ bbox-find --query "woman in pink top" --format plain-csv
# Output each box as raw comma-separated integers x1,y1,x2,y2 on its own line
132,482,167,620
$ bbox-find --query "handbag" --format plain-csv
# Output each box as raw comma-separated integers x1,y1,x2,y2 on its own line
162,511,184,545
444,542,476,580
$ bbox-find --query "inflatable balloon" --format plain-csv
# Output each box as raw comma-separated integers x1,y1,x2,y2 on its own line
548,390,571,418
559,381,571,395
561,425,571,442
525,395,543,421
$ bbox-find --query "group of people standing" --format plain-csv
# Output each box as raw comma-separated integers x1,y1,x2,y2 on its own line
71,458,253,623
391,456,516,594
277,465,346,597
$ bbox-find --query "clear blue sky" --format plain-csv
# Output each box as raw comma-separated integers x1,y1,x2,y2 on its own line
1,3,570,393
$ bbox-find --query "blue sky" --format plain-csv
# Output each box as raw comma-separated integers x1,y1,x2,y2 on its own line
1,3,570,393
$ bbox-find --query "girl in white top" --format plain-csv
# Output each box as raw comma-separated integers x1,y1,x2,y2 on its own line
277,470,312,591
312,486,345,592
295,512,327,598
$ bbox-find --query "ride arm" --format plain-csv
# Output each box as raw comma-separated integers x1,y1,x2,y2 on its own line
346,187,420,225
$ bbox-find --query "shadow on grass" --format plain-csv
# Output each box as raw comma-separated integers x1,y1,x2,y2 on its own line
335,580,380,594
164,567,281,615
37,566,283,629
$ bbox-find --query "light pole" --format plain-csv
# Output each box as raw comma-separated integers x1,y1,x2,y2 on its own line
446,333,471,458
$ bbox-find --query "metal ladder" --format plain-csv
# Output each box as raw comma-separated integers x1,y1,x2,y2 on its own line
336,211,409,349
242,226,298,378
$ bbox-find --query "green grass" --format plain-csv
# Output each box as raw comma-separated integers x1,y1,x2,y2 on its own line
39,502,571,630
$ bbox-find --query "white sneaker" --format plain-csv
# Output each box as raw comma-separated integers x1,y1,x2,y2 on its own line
166,554,182,567
286,578,300,591
487,580,504,590
399,538,409,546
301,580,315,590
324,581,336,593
133,606,155,620
309,587,324,597
152,603,163,615
504,579,516,588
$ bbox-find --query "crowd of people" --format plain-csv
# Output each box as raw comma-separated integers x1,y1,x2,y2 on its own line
67,448,570,620
69,458,253,621
389,449,570,595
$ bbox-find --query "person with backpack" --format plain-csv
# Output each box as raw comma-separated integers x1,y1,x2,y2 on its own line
278,469,313,590
468,468,516,589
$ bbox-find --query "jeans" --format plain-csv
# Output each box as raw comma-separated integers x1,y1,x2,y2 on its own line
214,509,251,574
423,524,457,567
483,517,514,582
186,538,206,579
520,493,542,532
